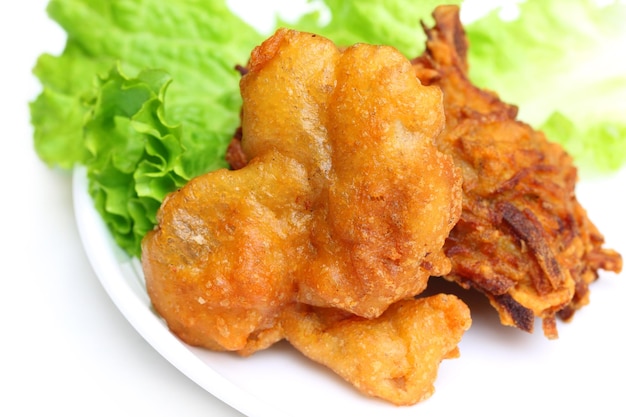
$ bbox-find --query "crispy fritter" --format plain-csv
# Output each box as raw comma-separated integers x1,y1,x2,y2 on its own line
282,294,471,406
412,6,622,338
284,294,470,407
142,28,463,363
141,150,312,353
240,30,462,319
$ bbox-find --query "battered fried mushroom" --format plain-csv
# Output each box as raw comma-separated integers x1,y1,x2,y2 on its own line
142,28,467,404
412,6,622,338
282,294,471,405
142,150,312,353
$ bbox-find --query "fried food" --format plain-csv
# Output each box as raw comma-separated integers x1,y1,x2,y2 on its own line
282,294,471,405
141,150,312,353
142,26,467,403
240,30,462,319
412,6,623,338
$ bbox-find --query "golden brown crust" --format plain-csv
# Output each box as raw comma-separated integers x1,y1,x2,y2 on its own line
143,28,464,358
142,151,312,353
237,28,462,319
413,6,622,338
141,28,470,404
282,295,471,406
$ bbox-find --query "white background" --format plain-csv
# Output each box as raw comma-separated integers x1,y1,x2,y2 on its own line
1,1,243,416
1,1,624,417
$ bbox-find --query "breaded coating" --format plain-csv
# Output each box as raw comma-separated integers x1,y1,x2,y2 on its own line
142,27,463,362
412,6,622,338
142,151,312,353
282,295,471,406
240,29,462,318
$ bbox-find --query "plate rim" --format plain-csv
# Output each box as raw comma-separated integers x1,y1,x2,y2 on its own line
72,166,293,417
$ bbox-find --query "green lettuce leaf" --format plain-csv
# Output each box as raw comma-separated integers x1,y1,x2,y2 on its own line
31,0,265,255
31,0,263,174
31,41,108,168
465,0,626,175
83,65,188,257
280,0,461,57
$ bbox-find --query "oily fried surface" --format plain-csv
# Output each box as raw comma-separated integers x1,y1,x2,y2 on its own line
142,27,464,366
142,151,312,353
412,6,622,338
240,29,462,318
282,294,471,406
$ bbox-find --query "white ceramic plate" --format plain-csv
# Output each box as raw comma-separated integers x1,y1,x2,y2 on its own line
73,163,626,417
71,1,626,414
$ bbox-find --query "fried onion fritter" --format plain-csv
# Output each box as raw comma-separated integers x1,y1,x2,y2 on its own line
412,6,623,338
142,26,464,379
